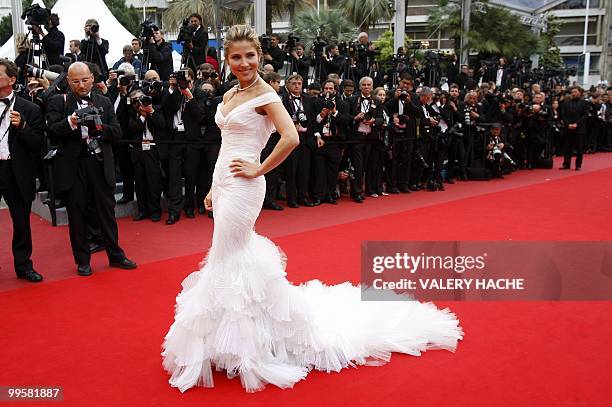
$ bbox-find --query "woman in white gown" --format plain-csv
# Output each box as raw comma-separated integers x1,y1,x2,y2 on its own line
162,25,463,393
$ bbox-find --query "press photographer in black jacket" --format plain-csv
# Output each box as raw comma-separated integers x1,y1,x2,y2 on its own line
128,89,165,222
147,28,174,81
31,13,65,67
79,19,110,78
161,68,206,224
46,62,136,276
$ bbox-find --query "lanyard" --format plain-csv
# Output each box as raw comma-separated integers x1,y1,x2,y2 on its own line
0,94,16,144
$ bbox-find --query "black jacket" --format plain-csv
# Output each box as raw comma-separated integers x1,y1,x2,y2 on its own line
127,107,166,160
282,93,316,148
79,37,110,75
147,40,174,81
559,98,589,134
178,26,208,70
46,92,122,190
42,27,65,67
267,45,285,72
312,95,351,142
4,96,44,202
161,88,206,141
347,94,383,139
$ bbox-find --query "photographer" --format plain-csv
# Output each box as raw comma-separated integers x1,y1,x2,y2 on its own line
46,62,137,276
195,82,221,217
263,34,285,73
485,123,506,178
0,59,44,282
312,80,350,205
559,86,589,170
282,74,316,207
418,87,447,191
457,91,483,180
131,38,144,61
288,42,309,79
321,43,343,79
347,76,382,203
177,13,208,73
384,74,419,193
30,13,65,67
79,19,110,78
127,89,165,221
112,45,143,77
161,68,206,224
146,28,173,81
66,39,81,63
524,92,549,169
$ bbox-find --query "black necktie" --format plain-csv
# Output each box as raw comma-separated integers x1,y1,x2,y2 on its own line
81,95,91,103
0,98,11,105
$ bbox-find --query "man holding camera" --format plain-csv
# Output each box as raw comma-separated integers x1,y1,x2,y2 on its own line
80,19,110,78
289,43,309,79
560,86,589,170
46,62,137,276
178,14,208,73
282,74,316,207
347,76,382,203
0,59,44,282
263,34,285,73
31,13,65,67
486,123,506,178
128,89,165,221
147,28,174,81
162,68,206,224
312,80,350,205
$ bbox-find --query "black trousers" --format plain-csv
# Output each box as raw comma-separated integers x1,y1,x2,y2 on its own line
391,138,415,189
114,145,134,199
0,161,33,275
562,130,584,169
348,138,366,197
167,142,199,214
284,143,312,202
364,140,384,195
262,135,281,205
133,148,162,215
313,142,342,200
195,143,221,206
62,155,125,266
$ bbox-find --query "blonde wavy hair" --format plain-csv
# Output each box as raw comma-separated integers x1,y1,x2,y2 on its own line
223,25,262,60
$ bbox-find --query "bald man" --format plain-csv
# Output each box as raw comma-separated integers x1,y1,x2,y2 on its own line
46,62,137,276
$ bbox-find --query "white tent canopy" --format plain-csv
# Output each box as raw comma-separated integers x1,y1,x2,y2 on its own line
0,0,136,66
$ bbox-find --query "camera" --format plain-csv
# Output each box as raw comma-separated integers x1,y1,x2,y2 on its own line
90,24,99,34
492,146,503,159
171,70,190,90
76,106,104,133
259,35,271,54
285,34,299,53
363,111,374,122
322,93,335,110
21,4,50,26
312,37,327,56
140,20,157,42
26,65,60,82
200,71,218,80
132,95,152,107
141,80,163,95
119,75,131,87
178,18,196,46
291,109,308,128
399,89,410,102
338,41,357,57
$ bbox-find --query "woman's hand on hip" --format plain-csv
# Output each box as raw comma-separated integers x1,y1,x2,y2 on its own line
229,158,261,179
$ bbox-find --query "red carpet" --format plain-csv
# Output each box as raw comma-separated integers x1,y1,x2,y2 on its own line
0,154,611,406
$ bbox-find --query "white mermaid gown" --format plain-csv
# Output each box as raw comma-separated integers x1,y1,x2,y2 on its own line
161,91,463,393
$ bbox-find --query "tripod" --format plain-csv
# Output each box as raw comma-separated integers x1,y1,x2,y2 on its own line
180,45,196,71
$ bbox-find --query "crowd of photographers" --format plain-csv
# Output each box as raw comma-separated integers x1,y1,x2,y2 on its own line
2,6,612,281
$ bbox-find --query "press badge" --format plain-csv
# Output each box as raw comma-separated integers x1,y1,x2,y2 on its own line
142,141,151,150
177,123,185,132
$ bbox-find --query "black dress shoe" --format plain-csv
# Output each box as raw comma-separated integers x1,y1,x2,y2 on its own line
109,258,137,269
353,195,364,203
132,212,149,221
398,187,411,193
207,211,214,219
263,201,284,210
89,242,105,254
185,209,195,218
445,178,455,184
408,185,420,191
166,214,179,225
150,212,161,222
287,200,299,208
297,198,315,207
386,188,400,194
323,196,337,204
117,196,133,204
77,264,92,276
197,205,206,215
17,270,43,282
311,199,322,206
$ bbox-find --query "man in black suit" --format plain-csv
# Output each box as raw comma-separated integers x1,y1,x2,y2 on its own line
347,76,382,203
161,68,206,224
128,89,165,221
560,86,590,170
263,34,285,73
65,39,82,63
178,13,208,73
0,59,44,282
79,19,110,78
288,43,309,79
147,28,174,81
46,62,137,276
31,13,65,67
282,74,316,207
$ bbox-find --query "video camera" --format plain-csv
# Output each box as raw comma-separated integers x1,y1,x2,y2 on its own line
285,34,299,53
312,37,327,56
259,35,271,54
338,41,358,58
139,20,157,42
21,4,50,26
178,18,196,46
